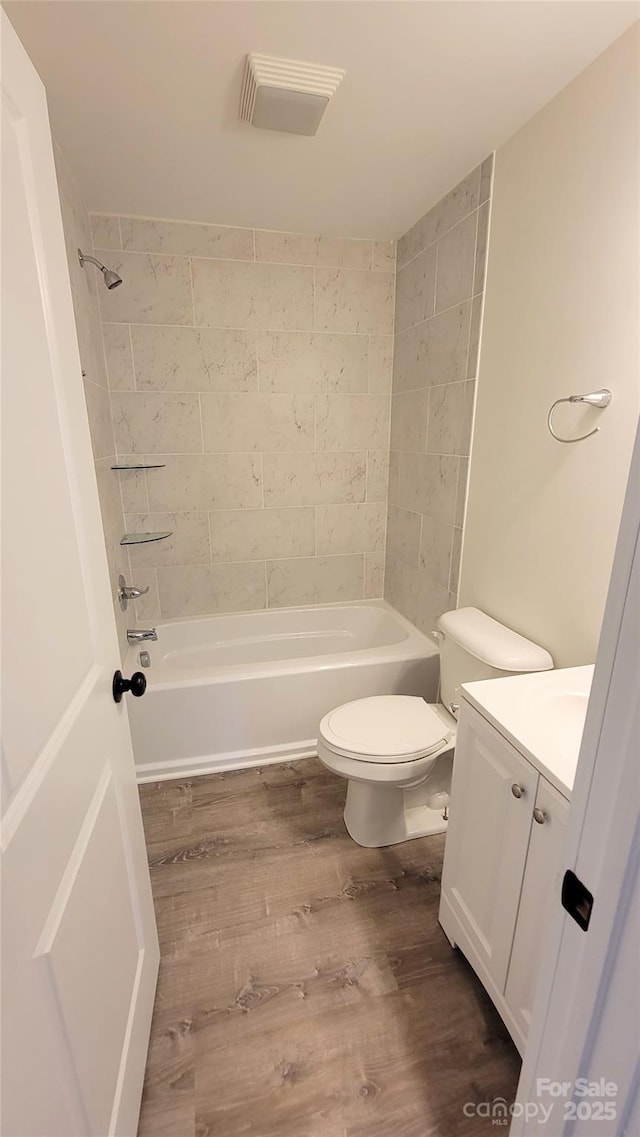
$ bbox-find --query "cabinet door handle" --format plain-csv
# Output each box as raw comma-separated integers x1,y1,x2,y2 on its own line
511,783,525,799
533,807,547,824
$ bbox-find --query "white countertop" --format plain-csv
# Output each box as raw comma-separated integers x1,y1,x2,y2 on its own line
461,664,595,799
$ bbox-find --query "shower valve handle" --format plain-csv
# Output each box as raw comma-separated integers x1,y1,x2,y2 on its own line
121,584,149,601
117,574,150,612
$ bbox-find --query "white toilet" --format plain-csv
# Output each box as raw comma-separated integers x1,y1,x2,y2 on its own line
317,607,553,847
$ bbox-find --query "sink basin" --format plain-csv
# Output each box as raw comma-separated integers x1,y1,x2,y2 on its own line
531,688,590,766
461,665,594,797
537,688,589,725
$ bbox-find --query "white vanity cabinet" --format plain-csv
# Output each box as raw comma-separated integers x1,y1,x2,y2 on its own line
439,699,570,1055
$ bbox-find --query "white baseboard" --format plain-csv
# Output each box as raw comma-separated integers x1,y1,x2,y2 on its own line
135,739,318,784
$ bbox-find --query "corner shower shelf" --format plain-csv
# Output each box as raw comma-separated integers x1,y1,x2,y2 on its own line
120,531,172,546
111,463,166,471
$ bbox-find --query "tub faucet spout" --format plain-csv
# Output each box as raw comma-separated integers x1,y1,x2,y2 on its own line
127,628,158,644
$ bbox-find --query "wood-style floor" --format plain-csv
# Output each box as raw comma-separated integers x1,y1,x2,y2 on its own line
137,758,520,1137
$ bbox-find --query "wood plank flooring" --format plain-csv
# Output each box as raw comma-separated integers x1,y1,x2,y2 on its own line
137,758,520,1137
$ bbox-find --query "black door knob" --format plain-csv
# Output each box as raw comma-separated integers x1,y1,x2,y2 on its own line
112,669,147,703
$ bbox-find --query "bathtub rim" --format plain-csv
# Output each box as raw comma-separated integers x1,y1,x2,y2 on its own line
126,598,438,691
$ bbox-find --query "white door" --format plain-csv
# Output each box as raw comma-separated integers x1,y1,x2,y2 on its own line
510,423,640,1136
0,13,159,1137
440,704,539,990
504,779,570,1041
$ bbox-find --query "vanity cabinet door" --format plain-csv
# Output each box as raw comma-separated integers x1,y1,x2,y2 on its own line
440,704,539,992
504,778,570,1038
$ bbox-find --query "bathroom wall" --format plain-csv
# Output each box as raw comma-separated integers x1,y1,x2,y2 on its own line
92,217,395,620
383,158,493,636
53,145,130,657
459,26,639,666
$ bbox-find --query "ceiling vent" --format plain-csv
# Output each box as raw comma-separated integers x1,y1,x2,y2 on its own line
239,54,345,136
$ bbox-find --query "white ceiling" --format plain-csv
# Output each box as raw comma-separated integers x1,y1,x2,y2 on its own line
5,1,639,239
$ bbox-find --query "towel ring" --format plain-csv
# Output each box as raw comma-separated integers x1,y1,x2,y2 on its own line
547,389,612,443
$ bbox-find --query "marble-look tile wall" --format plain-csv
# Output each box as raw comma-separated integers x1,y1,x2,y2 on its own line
384,157,493,635
54,145,131,658
92,215,395,619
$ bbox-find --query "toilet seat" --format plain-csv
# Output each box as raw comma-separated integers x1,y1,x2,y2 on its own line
319,695,452,764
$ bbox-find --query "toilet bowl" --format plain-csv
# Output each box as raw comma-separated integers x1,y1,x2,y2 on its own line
318,695,456,847
317,607,554,848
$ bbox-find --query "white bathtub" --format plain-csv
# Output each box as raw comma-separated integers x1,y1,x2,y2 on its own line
126,599,439,782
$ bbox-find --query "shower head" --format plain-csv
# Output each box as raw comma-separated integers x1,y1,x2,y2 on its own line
77,249,122,289
102,267,123,289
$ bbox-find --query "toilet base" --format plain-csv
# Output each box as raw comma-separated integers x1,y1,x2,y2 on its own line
343,778,448,848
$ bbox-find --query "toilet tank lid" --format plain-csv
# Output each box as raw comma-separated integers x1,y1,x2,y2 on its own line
437,608,554,673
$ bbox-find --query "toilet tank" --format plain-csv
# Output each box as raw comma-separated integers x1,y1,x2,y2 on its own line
436,607,553,718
